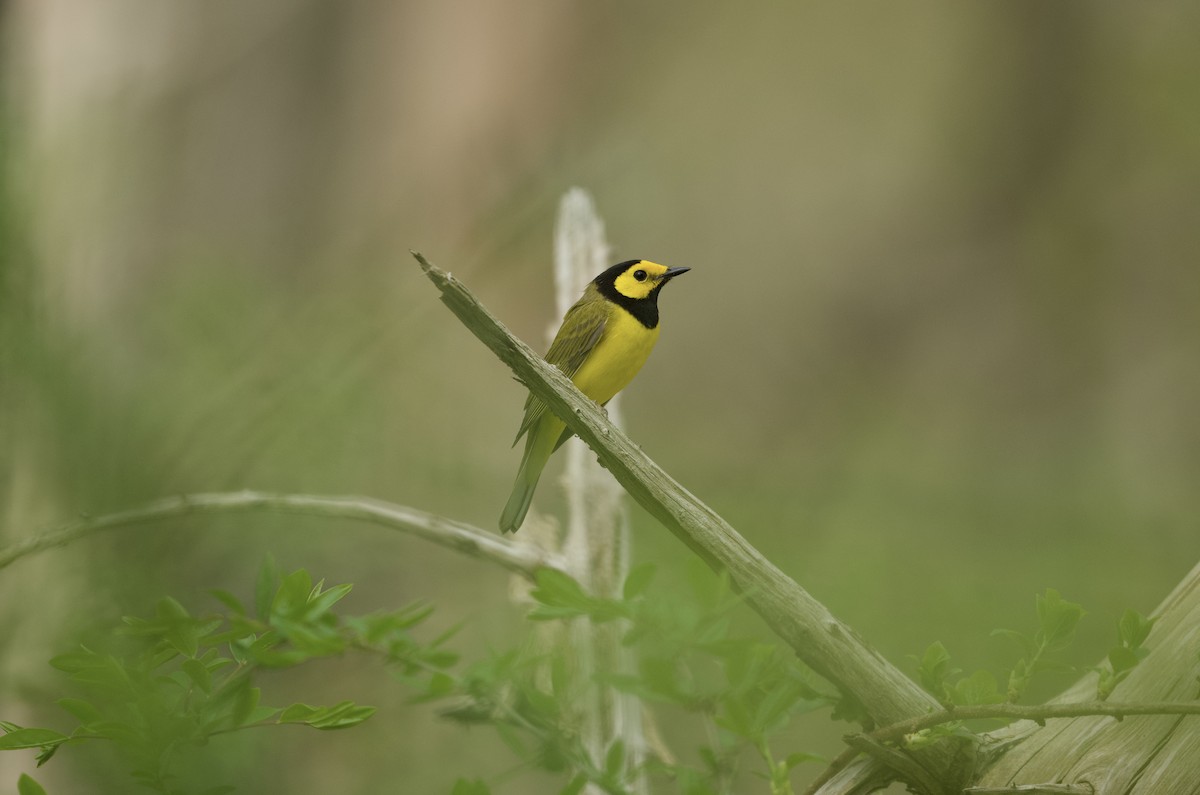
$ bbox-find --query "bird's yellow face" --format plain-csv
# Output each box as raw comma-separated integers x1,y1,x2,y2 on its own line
612,260,674,300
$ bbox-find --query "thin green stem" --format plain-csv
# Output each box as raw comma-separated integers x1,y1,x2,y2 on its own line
866,700,1200,745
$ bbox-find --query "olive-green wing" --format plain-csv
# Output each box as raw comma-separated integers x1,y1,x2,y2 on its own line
512,292,609,444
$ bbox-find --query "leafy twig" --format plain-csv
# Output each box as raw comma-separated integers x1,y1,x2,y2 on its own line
803,700,1200,794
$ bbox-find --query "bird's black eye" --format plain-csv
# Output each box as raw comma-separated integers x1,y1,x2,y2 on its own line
633,269,647,282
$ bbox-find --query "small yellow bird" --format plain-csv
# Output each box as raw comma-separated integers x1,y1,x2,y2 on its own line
500,259,690,533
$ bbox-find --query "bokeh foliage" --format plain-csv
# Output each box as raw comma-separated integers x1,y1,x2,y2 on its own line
2,2,1199,792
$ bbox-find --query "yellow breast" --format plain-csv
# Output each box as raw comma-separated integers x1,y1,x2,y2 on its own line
571,306,661,405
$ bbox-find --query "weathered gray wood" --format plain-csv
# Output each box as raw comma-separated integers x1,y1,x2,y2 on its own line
811,754,897,795
972,559,1200,794
550,189,647,795
965,786,1092,794
0,491,558,578
414,251,944,736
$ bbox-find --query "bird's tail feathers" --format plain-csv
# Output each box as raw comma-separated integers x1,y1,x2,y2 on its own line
499,476,537,534
499,432,551,534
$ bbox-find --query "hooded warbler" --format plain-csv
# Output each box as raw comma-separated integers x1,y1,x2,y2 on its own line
499,259,690,533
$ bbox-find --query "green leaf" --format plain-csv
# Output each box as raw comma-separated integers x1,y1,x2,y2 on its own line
243,705,281,726
604,740,626,777
58,652,131,692
278,701,376,730
56,698,101,724
157,595,191,622
1006,657,1030,702
183,658,213,693
1036,589,1086,650
716,697,754,739
305,582,353,619
830,691,869,724
247,645,308,668
18,774,48,795
274,569,314,616
639,657,689,705
522,687,561,721
623,563,657,600
952,670,1004,705
255,556,279,619
915,641,958,696
1108,645,1140,675
229,635,252,665
162,616,210,659
1118,609,1155,649
84,720,140,745
202,653,235,678
785,752,824,770
271,614,344,655
34,745,60,767
277,703,319,724
0,728,69,750
47,649,99,674
531,569,590,609
230,684,261,728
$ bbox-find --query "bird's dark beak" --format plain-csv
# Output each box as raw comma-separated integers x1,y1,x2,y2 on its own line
663,266,691,280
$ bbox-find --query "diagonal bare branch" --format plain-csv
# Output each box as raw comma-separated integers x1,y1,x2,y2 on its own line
413,250,943,732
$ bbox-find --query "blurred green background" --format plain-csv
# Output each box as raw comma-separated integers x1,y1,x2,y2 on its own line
2,2,1199,793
